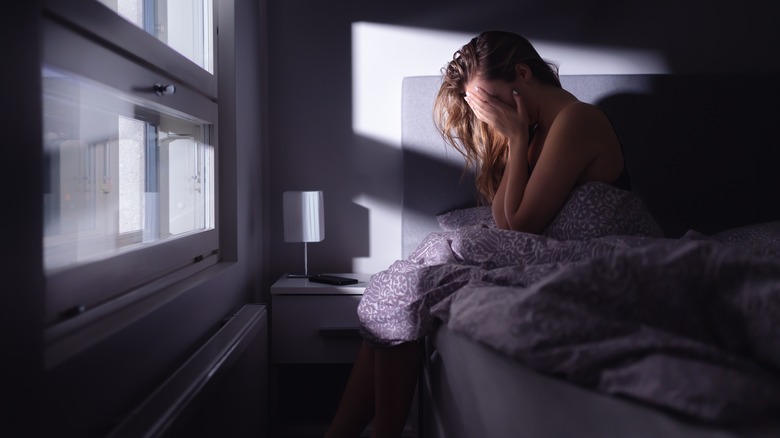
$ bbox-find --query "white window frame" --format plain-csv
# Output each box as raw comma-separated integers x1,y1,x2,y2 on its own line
41,0,220,329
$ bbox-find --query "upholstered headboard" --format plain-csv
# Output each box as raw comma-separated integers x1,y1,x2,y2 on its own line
401,74,780,257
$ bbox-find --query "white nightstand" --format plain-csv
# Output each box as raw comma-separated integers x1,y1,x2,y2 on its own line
271,273,371,364
270,273,372,437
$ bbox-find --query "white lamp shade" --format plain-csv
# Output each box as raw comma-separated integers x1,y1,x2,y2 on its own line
283,191,325,243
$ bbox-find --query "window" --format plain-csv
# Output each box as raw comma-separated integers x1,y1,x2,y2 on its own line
42,66,215,271
42,0,218,327
95,0,214,73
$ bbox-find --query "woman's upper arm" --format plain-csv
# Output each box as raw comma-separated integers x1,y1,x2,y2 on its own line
508,104,606,232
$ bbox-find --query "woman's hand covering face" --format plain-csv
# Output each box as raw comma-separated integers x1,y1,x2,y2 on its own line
465,86,529,145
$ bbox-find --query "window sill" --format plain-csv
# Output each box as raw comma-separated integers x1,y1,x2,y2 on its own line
44,257,236,370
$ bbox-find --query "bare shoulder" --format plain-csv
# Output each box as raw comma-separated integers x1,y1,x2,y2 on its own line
549,101,617,149
555,101,611,130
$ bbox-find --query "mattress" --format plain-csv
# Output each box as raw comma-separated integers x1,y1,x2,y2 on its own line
423,324,780,438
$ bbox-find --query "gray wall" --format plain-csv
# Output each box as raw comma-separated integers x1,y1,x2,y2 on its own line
2,1,45,436
266,0,780,282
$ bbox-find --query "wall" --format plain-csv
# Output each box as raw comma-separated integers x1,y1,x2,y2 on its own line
267,0,780,281
2,1,45,436
2,0,268,436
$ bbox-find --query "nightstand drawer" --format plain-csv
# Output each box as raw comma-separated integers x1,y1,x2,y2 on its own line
272,295,363,364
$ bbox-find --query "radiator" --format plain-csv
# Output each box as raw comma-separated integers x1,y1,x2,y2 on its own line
108,304,268,438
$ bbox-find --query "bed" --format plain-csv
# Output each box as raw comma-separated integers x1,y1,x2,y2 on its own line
362,74,780,437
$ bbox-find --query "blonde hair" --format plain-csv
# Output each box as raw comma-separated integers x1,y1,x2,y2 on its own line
433,31,560,202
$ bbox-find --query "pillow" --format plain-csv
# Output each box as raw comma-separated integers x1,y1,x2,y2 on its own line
436,182,663,240
542,182,664,240
436,206,496,231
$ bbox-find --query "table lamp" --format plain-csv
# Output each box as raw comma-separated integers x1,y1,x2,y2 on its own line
283,190,324,277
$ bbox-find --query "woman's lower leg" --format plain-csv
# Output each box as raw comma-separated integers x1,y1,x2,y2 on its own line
325,341,376,438
372,341,420,438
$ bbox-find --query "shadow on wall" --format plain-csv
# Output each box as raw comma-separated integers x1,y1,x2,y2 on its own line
362,0,780,75
599,74,780,237
280,190,371,276
396,72,780,248
268,0,780,280
275,70,780,275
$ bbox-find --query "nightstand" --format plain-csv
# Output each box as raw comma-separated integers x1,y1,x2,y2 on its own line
270,273,371,437
271,273,370,364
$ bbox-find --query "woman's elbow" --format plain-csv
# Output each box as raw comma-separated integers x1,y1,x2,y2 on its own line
507,216,544,234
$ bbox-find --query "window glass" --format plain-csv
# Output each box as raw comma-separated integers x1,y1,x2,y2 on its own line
42,66,215,272
96,0,214,73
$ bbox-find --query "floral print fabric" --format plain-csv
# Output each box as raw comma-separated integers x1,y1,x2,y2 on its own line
358,182,780,423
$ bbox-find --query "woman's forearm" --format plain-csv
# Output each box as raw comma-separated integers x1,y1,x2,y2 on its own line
491,171,509,229
503,136,530,229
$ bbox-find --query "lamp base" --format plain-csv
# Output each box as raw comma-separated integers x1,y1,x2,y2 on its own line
286,242,314,278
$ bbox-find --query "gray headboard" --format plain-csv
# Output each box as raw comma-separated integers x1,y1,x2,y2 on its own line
401,74,780,257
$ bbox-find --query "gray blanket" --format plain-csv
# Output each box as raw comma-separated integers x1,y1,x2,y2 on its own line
358,182,780,424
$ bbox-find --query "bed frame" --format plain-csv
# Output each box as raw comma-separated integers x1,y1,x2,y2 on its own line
401,74,780,437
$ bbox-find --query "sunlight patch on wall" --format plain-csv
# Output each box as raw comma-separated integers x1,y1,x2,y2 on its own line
352,22,469,148
350,22,668,272
351,22,668,149
536,42,668,76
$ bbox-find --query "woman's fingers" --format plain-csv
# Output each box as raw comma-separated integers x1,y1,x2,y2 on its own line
465,88,500,123
466,87,524,139
464,93,489,123
470,86,493,104
512,90,530,126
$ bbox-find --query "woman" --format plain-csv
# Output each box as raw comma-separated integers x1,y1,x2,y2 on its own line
326,30,628,438
437,30,628,232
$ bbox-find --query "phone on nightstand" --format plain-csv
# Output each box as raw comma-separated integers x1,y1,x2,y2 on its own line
308,274,359,285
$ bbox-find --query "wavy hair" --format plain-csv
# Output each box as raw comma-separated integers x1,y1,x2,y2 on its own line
433,31,561,202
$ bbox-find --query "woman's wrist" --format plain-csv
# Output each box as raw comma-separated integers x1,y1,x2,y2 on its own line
507,133,528,155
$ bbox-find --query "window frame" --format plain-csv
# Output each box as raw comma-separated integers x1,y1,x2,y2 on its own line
44,0,217,100
41,0,220,328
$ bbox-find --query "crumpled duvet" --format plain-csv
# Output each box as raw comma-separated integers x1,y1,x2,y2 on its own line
357,184,780,424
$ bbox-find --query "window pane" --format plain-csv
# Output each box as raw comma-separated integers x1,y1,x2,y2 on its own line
118,117,145,234
42,66,215,272
95,0,214,73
